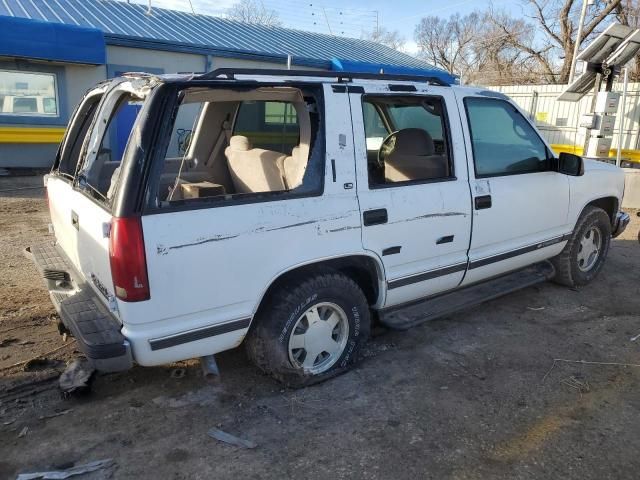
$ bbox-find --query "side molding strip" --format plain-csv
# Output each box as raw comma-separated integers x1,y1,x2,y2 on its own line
388,263,467,290
149,317,251,351
468,233,572,270
386,233,572,290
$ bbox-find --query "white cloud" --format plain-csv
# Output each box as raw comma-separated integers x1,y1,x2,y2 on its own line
403,40,420,56
128,0,236,16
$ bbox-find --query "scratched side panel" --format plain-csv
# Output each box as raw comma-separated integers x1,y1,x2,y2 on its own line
119,83,363,366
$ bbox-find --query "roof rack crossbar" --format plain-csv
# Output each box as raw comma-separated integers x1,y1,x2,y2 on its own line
195,68,450,86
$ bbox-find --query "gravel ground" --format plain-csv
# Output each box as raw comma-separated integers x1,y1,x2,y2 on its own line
1,175,639,480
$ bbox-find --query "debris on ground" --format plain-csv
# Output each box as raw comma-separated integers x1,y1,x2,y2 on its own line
58,358,94,397
208,428,257,449
38,409,72,421
18,426,29,437
24,358,64,372
170,368,186,379
0,337,19,347
0,340,77,373
15,458,115,480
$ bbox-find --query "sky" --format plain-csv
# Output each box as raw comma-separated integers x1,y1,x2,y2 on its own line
131,0,525,55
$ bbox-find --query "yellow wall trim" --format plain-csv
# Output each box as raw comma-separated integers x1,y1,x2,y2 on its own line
551,143,640,163
0,127,65,144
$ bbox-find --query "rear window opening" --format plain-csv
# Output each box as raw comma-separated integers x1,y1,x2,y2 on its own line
55,92,103,180
77,91,144,204
152,85,324,208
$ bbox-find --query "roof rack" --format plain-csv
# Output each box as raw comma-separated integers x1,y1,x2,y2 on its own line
196,68,450,86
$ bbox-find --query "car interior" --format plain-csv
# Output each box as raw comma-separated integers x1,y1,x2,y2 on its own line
157,86,320,205
362,96,451,186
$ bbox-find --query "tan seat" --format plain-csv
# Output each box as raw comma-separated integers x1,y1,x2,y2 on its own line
225,136,287,193
283,146,306,189
383,128,449,182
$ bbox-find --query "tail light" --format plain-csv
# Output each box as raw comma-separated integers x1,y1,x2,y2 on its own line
109,217,150,302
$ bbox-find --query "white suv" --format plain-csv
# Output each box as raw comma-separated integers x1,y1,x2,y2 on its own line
27,69,629,386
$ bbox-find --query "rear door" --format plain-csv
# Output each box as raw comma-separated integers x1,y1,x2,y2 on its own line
49,80,147,309
48,84,108,269
349,83,472,307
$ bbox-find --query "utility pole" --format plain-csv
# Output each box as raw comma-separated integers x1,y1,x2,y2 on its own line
322,7,333,35
569,0,589,84
375,10,379,37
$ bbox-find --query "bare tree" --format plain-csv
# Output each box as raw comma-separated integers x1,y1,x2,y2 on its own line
491,0,623,83
615,0,640,79
414,11,544,84
227,0,282,27
363,27,405,51
414,13,483,81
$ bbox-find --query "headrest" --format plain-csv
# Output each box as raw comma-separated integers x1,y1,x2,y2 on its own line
387,128,435,156
229,135,251,151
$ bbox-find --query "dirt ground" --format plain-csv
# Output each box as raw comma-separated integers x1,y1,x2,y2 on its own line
1,175,639,480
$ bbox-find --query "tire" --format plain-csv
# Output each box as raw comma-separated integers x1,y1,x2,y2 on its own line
245,271,371,388
551,206,611,287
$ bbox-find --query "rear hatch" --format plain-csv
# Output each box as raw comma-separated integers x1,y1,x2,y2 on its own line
47,78,151,313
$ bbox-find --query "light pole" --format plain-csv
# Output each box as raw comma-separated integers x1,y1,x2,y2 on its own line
568,0,590,84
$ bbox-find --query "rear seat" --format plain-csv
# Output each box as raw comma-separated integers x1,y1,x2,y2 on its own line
225,135,288,193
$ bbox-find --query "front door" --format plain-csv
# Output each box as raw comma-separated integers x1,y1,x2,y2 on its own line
350,84,472,308
457,95,570,285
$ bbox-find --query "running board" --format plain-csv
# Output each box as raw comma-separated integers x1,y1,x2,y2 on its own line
379,262,555,331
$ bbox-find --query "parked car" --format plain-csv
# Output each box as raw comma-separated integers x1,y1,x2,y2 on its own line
27,69,629,386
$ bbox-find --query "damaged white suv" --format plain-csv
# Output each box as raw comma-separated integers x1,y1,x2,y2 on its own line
28,69,629,386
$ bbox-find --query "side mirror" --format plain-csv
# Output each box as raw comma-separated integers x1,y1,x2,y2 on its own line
558,152,584,176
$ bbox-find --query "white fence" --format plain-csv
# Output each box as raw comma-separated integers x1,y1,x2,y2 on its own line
490,83,640,153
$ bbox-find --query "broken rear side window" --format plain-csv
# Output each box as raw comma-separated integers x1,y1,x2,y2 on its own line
54,91,104,179
78,94,143,203
152,85,324,208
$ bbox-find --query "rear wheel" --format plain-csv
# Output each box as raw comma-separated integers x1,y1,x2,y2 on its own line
246,272,371,387
551,206,611,287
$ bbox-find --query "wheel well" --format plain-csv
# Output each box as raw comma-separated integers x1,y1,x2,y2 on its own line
585,197,618,225
256,256,382,313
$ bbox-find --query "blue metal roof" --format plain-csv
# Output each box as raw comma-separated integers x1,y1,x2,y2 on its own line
0,0,445,73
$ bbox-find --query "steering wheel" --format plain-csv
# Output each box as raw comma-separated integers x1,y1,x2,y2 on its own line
377,130,400,168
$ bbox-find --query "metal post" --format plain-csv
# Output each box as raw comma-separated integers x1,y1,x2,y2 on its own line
569,0,589,84
616,67,629,167
287,54,292,70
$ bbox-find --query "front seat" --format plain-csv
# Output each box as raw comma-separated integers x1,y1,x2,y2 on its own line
382,128,449,182
225,135,287,193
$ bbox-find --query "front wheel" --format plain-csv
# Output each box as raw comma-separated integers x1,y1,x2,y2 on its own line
245,272,371,387
551,206,611,287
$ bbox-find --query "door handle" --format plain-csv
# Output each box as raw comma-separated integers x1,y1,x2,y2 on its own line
436,235,455,244
475,195,492,210
363,208,388,226
71,210,79,230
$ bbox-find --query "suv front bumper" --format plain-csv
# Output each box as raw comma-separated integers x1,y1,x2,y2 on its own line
612,211,630,238
25,242,133,372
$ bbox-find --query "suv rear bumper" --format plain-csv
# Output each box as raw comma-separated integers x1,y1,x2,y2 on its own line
25,242,133,372
612,211,630,238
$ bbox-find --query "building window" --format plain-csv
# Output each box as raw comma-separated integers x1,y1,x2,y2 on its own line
264,101,298,125
0,70,58,117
